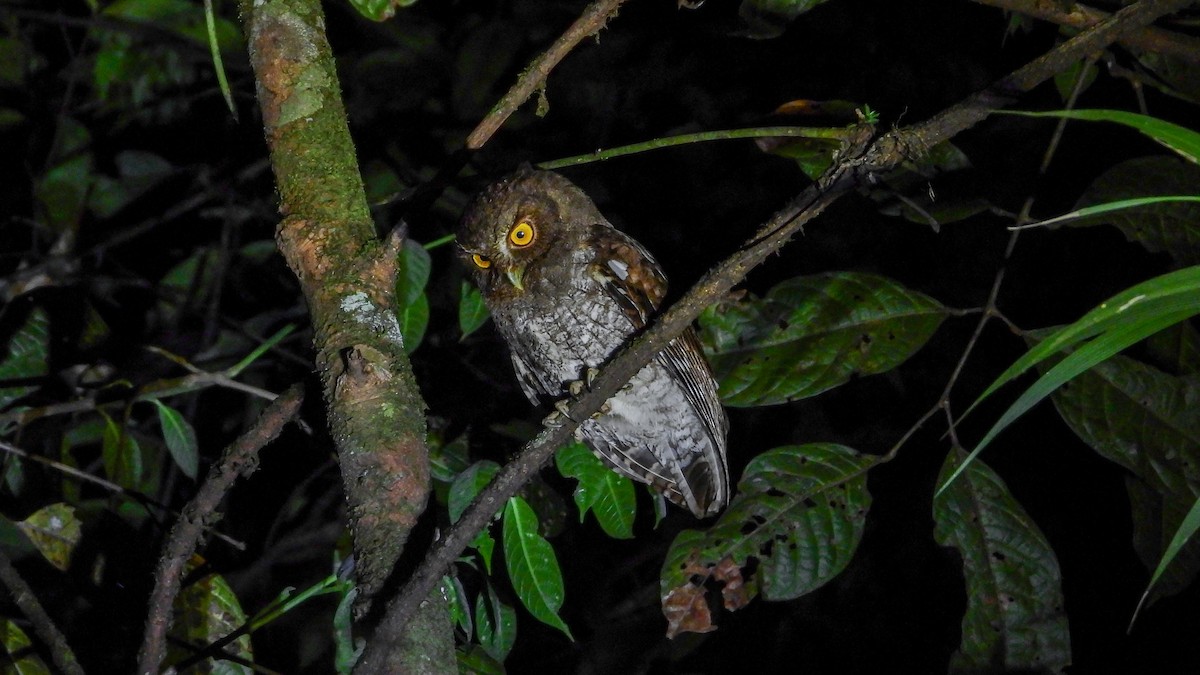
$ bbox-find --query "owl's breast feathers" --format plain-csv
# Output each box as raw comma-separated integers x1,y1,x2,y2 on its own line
464,169,729,518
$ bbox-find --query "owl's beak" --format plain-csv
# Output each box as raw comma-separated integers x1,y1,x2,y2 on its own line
505,266,525,291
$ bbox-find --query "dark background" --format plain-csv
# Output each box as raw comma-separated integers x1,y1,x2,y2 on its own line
1,0,1198,672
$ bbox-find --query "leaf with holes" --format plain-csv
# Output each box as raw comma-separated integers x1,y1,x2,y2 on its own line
503,496,571,639
660,444,873,635
555,442,635,539
699,272,946,407
933,450,1071,672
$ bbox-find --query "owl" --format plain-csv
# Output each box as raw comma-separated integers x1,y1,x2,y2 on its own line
458,168,729,518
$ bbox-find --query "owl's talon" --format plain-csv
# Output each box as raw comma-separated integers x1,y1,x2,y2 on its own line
568,379,586,397
589,400,612,420
585,367,599,388
542,409,565,427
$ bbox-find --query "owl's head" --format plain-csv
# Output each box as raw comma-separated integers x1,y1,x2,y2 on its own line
457,168,604,298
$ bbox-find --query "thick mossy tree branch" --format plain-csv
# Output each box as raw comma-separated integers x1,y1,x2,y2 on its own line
355,0,1193,669
234,0,453,672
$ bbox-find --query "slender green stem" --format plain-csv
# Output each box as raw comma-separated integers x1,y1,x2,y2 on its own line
537,126,854,169
422,233,457,250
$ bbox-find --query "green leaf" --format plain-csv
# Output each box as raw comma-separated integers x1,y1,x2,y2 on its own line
1066,156,1200,265
396,240,432,309
1133,493,1200,627
1003,109,1200,165
943,265,1200,494
166,557,254,673
398,291,429,353
449,461,500,572
443,574,472,639
660,444,873,632
1144,320,1200,375
738,0,833,39
17,503,83,572
449,461,501,523
1127,477,1200,606
0,308,50,411
700,272,946,407
459,280,491,340
88,150,174,218
455,645,505,675
502,496,572,639
394,240,431,352
151,399,200,479
100,411,143,488
475,581,517,662
1049,353,1200,494
933,451,1071,672
348,0,416,22
0,619,51,675
554,442,635,539
333,585,362,674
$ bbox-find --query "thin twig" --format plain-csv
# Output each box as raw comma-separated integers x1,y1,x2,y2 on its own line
972,0,1200,65
465,0,629,150
137,383,304,675
356,2,1192,668
0,371,277,428
0,441,245,551
0,547,85,675
538,126,856,169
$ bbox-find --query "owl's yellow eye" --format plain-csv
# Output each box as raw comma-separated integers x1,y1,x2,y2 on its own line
508,221,535,248
472,253,492,269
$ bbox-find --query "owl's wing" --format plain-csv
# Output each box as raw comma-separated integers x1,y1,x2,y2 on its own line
509,351,547,406
586,224,730,514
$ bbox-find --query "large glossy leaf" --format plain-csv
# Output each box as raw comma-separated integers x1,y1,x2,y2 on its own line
502,496,571,639
944,265,1200,493
660,444,873,635
395,241,431,352
933,451,1071,672
0,308,49,411
443,574,472,639
554,442,635,539
1048,352,1200,607
1070,156,1200,265
699,272,946,407
1049,353,1200,494
166,555,253,674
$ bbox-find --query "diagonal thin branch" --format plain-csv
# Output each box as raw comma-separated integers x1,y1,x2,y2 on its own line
973,0,1200,65
0,548,85,675
465,0,629,150
137,382,304,675
355,0,1195,667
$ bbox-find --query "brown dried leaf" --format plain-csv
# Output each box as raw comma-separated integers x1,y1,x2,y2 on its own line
712,556,750,611
662,582,715,639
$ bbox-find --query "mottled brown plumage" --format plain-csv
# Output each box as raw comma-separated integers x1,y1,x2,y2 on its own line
458,168,729,517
